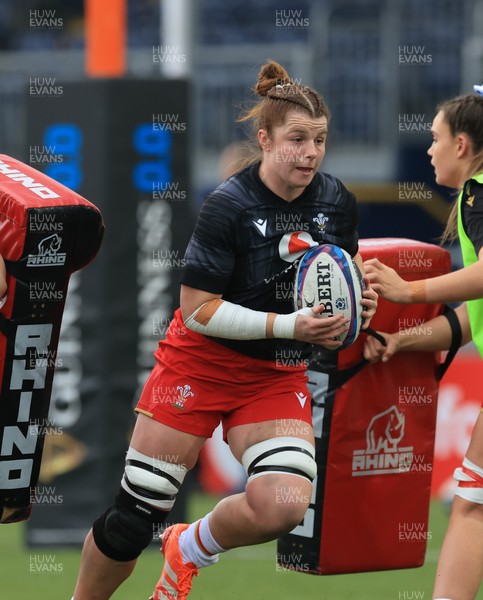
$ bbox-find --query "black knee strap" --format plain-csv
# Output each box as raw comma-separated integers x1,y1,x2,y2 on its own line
92,488,169,562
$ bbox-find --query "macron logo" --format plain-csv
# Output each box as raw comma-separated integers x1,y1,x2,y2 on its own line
253,218,267,236
295,392,308,408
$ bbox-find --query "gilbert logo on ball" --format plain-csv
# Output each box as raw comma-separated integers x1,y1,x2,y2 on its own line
294,244,365,348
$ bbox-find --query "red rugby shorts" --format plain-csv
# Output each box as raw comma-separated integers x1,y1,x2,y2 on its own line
136,309,312,438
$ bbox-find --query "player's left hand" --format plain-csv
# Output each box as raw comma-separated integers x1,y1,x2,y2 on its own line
363,330,399,363
364,258,412,303
360,279,378,329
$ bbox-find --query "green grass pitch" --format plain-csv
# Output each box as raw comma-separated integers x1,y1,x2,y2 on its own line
1,494,482,600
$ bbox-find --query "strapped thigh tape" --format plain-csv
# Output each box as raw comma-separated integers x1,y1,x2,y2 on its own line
242,437,317,483
454,457,483,504
92,446,186,561
121,447,188,511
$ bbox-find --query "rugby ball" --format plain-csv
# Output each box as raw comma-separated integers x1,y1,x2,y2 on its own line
294,244,365,348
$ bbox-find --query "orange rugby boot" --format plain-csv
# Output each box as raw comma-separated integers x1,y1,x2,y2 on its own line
150,523,199,600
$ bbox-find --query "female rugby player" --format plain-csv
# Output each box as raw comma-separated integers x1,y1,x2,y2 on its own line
73,60,377,600
365,90,483,600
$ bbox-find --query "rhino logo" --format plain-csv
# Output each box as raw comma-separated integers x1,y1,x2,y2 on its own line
37,233,62,256
352,405,414,476
366,406,405,453
27,233,66,267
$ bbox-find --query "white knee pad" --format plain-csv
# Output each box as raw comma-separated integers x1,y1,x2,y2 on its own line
454,457,483,504
242,437,316,483
121,447,188,511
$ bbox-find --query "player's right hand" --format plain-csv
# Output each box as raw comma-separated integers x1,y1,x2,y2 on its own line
364,258,412,303
363,331,399,363
294,305,349,349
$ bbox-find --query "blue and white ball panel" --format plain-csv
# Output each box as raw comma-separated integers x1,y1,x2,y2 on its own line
294,244,365,348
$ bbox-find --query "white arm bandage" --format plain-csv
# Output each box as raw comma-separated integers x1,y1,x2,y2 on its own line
184,299,313,340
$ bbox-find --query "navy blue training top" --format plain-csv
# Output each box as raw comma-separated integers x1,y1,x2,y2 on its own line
180,162,359,361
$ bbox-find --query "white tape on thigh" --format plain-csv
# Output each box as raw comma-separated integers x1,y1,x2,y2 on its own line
242,437,316,483
121,447,187,511
454,457,483,504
